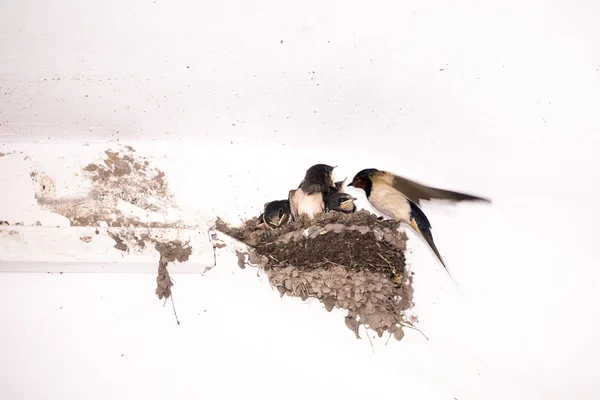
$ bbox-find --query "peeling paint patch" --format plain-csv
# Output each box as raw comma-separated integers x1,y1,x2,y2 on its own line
32,146,186,228
31,173,57,199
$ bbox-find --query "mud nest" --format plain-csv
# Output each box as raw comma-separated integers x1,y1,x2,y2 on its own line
216,210,416,341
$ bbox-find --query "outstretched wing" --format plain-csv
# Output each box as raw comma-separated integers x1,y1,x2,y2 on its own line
390,173,491,206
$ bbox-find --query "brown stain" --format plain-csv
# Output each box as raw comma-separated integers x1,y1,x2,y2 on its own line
108,232,129,252
155,240,192,300
235,250,247,269
107,230,150,253
216,210,415,341
29,173,57,201
155,240,192,264
35,145,183,228
106,229,192,301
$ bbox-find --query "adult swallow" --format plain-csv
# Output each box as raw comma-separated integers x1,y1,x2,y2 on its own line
256,200,292,230
348,168,491,283
289,164,336,220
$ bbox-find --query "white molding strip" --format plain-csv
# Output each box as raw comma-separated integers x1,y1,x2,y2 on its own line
0,226,215,273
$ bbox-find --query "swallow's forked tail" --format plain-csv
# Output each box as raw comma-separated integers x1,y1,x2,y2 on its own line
407,200,458,285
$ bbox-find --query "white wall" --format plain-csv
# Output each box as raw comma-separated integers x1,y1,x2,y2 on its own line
2,0,600,399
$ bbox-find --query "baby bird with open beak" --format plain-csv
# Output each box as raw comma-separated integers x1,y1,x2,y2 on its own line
256,199,292,230
326,178,357,213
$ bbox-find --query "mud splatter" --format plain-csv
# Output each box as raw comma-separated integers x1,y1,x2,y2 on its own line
108,232,129,252
33,146,185,228
155,240,193,264
106,230,149,253
106,229,192,301
235,250,247,269
82,149,170,212
153,240,192,326
155,240,192,301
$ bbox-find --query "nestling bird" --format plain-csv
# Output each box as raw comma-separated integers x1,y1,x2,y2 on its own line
256,200,292,230
289,164,336,220
332,178,346,192
325,178,357,213
326,192,357,213
348,168,491,283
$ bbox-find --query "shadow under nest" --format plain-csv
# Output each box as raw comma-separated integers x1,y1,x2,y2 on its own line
215,210,416,341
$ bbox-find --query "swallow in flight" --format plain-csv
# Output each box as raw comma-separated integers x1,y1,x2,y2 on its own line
348,168,491,283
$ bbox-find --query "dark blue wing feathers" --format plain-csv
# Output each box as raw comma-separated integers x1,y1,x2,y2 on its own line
407,199,456,284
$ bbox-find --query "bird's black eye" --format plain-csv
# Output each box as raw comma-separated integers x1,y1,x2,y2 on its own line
337,198,343,204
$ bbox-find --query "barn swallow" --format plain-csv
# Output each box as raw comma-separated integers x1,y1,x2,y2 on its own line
326,192,357,213
256,200,292,230
348,168,491,283
324,178,357,213
333,178,346,192
289,164,336,220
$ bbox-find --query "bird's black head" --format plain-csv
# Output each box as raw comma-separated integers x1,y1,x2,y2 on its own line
306,163,335,177
347,168,378,197
263,199,291,229
327,192,356,213
334,178,346,191
299,163,336,193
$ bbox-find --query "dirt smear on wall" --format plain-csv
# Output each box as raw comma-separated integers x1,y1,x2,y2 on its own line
155,240,193,300
105,228,192,297
216,210,417,341
32,146,184,228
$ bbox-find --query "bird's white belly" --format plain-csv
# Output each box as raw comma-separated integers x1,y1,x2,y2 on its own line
294,190,324,219
369,184,411,222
